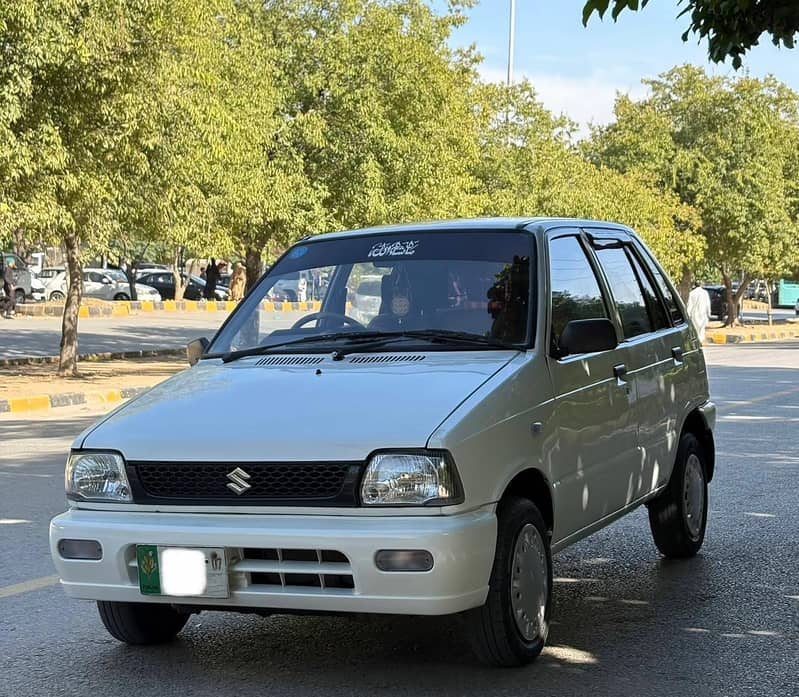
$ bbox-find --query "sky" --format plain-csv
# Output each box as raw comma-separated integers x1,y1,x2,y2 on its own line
443,1,799,133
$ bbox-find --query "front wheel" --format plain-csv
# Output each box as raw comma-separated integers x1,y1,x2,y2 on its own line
647,432,708,558
113,293,129,301
49,291,65,302
97,601,189,644
464,497,552,667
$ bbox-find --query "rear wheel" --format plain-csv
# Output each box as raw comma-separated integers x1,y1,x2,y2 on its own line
97,601,189,644
113,292,129,301
648,432,708,558
464,497,552,667
15,289,25,305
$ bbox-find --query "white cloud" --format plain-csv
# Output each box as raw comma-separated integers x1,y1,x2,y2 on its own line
476,64,648,136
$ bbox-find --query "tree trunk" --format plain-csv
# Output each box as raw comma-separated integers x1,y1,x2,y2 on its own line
58,232,83,377
173,247,185,301
721,270,750,327
677,267,692,304
765,279,773,326
245,246,263,294
124,261,138,301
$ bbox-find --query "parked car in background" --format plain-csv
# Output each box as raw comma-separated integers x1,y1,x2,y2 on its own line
45,269,161,302
1,252,32,305
30,276,46,302
136,272,229,301
101,269,162,301
703,286,728,320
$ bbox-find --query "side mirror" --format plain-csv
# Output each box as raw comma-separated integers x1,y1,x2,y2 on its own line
187,337,210,366
102,277,113,285
559,318,617,357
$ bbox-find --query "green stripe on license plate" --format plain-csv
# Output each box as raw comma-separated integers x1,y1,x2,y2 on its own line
137,545,161,595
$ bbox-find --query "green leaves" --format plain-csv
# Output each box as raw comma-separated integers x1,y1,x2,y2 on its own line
586,65,799,283
581,0,798,67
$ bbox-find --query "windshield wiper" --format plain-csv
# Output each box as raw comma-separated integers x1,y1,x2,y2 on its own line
219,331,390,363
329,329,521,359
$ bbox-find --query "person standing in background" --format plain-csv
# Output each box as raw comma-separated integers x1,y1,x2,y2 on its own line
1,256,16,319
204,258,219,300
229,262,246,302
686,280,712,343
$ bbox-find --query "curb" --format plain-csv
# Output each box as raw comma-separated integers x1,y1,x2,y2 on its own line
0,386,149,415
15,299,323,319
0,347,184,368
705,328,798,344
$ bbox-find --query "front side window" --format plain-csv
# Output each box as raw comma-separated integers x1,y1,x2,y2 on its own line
549,235,609,357
209,231,534,355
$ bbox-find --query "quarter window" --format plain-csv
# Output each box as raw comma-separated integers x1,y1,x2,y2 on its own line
638,247,685,325
594,246,652,338
628,250,670,330
549,236,609,356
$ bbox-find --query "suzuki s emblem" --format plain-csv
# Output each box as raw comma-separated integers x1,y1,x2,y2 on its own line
226,467,252,495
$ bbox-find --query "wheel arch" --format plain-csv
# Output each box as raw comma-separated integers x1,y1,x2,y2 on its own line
681,408,715,482
500,468,554,535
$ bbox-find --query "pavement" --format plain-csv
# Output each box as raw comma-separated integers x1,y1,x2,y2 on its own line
1,343,798,697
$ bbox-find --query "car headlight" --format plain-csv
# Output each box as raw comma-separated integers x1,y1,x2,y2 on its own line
360,451,463,506
65,451,132,502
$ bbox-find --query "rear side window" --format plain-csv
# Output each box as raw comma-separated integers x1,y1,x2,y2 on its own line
594,247,652,339
549,236,609,356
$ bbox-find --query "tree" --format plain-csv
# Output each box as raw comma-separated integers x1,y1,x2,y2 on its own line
473,82,703,281
586,65,799,325
582,0,799,67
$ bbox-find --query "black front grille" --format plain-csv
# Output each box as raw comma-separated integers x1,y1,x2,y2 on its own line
127,461,362,506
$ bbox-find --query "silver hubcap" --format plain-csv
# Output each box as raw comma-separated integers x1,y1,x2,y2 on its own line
510,523,549,642
683,453,705,538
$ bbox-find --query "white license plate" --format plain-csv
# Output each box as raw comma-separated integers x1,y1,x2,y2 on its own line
137,545,229,598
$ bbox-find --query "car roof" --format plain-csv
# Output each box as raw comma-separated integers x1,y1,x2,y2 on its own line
308,217,633,242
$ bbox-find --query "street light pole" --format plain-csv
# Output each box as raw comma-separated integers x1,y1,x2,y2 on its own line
507,0,516,86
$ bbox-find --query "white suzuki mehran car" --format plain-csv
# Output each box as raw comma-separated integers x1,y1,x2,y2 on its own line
50,218,715,667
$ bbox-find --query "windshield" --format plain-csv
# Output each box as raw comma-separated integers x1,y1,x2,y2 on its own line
209,231,534,355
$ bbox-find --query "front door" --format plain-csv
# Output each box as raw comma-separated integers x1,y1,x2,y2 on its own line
545,231,639,542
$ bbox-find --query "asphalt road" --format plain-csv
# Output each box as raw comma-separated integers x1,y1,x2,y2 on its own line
0,312,302,359
1,343,798,697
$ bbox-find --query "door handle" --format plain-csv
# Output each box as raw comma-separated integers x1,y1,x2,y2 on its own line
671,346,683,363
613,364,630,394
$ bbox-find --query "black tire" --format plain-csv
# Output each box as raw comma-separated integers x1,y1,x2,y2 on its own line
464,497,552,667
113,292,129,301
648,432,708,558
15,289,25,305
50,291,65,302
97,601,189,645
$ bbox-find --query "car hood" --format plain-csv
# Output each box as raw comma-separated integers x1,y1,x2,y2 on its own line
79,351,519,461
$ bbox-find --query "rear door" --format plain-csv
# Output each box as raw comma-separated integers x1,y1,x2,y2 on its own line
588,230,683,501
545,230,639,541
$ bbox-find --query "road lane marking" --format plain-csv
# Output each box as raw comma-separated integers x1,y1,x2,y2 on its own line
0,518,31,525
716,383,799,414
0,575,59,599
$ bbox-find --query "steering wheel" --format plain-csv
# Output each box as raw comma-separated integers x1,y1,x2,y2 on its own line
291,312,365,330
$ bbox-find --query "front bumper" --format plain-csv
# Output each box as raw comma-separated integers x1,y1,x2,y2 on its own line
50,508,497,615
